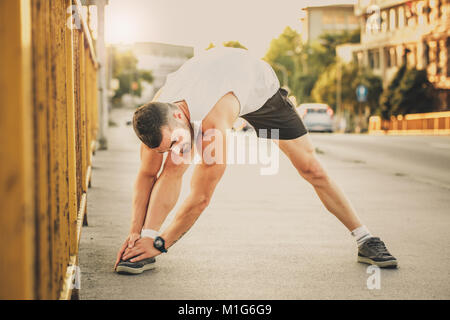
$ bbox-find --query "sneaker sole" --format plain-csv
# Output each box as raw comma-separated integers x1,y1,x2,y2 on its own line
357,256,398,268
116,263,156,275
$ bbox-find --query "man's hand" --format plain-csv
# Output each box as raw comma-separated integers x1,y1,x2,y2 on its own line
114,232,140,269
121,238,162,262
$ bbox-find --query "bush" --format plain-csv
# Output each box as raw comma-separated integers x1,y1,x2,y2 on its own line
380,64,438,119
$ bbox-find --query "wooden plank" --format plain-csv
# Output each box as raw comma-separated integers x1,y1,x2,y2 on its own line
80,33,88,195
0,0,35,300
47,0,61,299
66,0,79,259
30,0,53,300
74,0,97,66
79,32,89,226
55,0,70,287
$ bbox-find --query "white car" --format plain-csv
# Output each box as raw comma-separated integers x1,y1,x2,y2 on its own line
297,103,334,133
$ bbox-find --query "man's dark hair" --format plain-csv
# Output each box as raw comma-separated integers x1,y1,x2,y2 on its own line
133,102,172,148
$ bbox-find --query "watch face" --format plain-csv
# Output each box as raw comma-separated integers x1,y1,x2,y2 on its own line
155,239,163,247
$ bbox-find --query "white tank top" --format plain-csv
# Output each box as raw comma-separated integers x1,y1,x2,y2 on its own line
156,47,280,122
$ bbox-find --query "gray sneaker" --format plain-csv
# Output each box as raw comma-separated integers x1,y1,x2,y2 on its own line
116,257,156,275
357,237,398,268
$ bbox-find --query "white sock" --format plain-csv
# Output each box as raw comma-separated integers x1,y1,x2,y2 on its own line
351,225,373,247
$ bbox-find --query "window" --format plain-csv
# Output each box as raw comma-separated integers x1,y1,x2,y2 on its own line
399,46,407,65
375,50,380,69
386,47,398,67
447,38,450,77
381,11,388,32
369,50,375,68
389,8,397,30
424,42,430,66
385,47,392,68
429,41,437,74
398,6,405,28
369,49,380,69
404,1,417,27
392,48,398,67
437,0,442,18
436,41,441,75
356,51,364,65
407,45,417,66
417,1,425,25
353,52,358,64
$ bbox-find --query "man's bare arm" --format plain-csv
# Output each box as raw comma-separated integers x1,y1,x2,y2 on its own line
162,160,226,248
114,144,163,268
128,87,164,232
121,132,227,262
121,92,240,262
130,143,164,233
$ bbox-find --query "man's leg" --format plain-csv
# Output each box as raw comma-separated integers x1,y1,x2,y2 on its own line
275,134,362,231
275,133,398,268
142,154,190,231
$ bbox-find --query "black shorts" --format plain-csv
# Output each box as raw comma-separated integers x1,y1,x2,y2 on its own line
241,88,308,140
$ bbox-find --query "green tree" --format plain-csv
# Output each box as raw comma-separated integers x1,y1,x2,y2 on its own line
111,48,154,105
264,27,360,104
205,42,215,50
312,62,382,131
222,41,247,50
264,27,302,97
392,68,437,115
379,63,407,119
206,41,247,50
380,65,438,119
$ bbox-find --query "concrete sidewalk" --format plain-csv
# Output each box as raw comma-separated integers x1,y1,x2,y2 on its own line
79,108,450,299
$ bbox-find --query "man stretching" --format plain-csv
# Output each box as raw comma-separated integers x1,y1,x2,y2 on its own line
114,47,397,274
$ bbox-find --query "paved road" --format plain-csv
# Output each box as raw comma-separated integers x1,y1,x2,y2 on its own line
79,108,450,299
310,133,450,190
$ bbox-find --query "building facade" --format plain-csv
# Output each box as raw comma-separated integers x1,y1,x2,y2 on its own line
300,2,360,43
339,0,450,110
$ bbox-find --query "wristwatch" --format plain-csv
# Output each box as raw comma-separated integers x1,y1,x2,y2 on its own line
153,236,167,253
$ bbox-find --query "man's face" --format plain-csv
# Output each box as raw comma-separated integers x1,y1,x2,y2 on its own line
155,113,192,155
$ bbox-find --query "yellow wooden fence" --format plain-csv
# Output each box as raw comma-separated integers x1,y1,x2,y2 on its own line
0,0,98,299
369,111,450,135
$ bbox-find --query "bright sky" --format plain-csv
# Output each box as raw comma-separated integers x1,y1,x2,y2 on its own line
105,0,356,58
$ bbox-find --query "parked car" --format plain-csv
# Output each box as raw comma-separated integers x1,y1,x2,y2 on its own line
296,103,334,133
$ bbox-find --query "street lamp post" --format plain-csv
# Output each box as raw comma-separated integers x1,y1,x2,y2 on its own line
336,60,343,132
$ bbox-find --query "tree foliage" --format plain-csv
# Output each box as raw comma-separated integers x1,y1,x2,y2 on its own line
380,64,438,119
222,41,248,50
111,48,154,105
205,41,247,50
312,62,382,114
264,27,360,104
